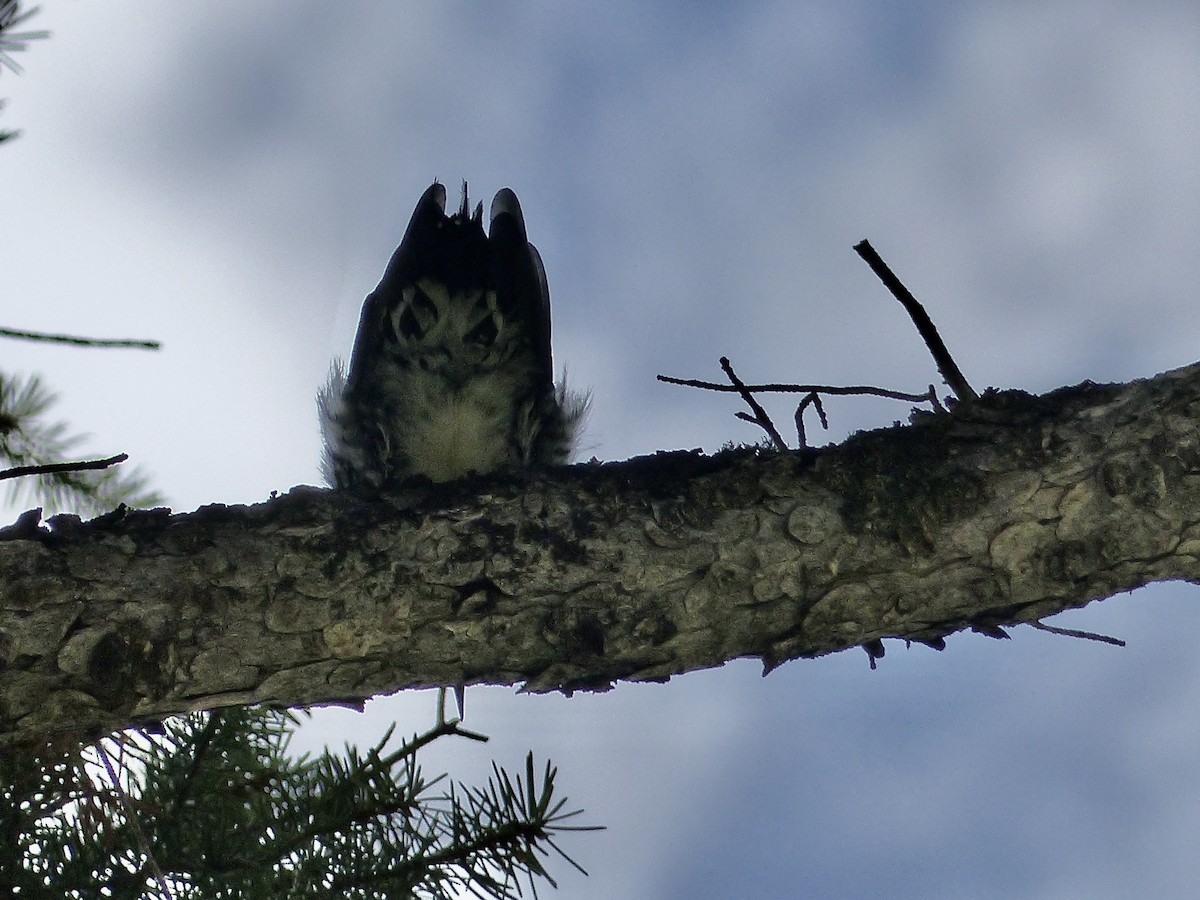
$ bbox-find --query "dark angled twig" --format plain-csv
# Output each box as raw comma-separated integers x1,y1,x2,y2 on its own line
794,392,828,448
721,356,788,450
0,327,161,350
853,239,978,402
1028,620,1126,647
657,374,931,403
0,452,128,481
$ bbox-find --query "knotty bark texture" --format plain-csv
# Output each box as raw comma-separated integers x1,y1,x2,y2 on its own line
4,362,1200,748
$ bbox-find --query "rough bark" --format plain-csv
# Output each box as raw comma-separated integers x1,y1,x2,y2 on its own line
3,362,1200,748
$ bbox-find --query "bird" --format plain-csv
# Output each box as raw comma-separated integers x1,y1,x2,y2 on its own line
319,181,585,490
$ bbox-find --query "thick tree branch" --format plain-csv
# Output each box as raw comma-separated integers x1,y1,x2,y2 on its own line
4,361,1200,748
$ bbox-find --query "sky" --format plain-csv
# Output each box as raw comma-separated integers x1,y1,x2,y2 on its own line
4,1,1200,897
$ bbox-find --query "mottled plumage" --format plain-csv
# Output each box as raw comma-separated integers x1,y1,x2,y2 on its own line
319,182,584,489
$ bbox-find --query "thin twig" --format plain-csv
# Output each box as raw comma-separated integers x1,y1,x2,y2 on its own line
853,239,977,402
0,327,161,350
657,374,931,403
95,739,176,900
721,357,788,450
0,453,128,481
1028,620,1126,647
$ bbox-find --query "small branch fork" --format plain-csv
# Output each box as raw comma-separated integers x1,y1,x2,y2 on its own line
658,239,972,448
